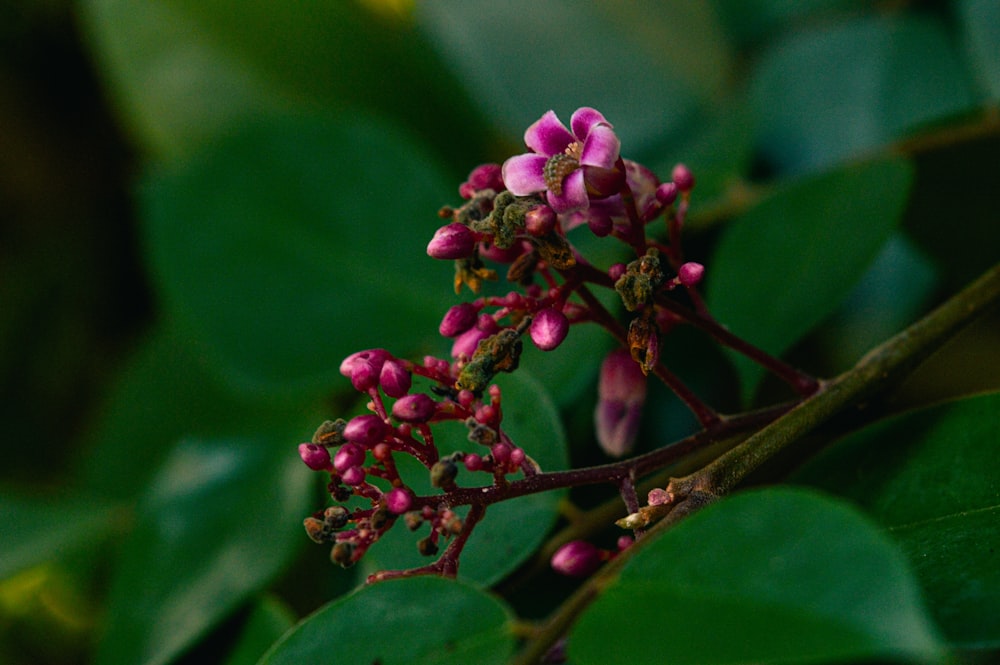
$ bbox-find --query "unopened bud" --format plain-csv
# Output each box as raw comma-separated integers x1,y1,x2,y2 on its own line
427,223,476,260
343,415,388,446
524,205,556,237
529,308,570,351
323,506,350,529
379,359,412,397
385,487,414,514
392,393,438,423
339,349,390,379
595,348,647,458
439,303,479,337
551,540,602,577
298,443,332,471
331,541,355,567
677,262,704,287
671,163,695,192
333,443,366,472
340,466,366,486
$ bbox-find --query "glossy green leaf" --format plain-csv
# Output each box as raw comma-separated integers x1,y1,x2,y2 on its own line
365,370,568,586
77,0,295,161
94,437,313,665
710,0,863,47
0,493,119,581
750,15,978,174
221,596,296,665
415,0,732,152
570,487,946,665
260,576,515,665
957,0,1000,100
706,157,913,402
791,391,1000,646
141,114,456,396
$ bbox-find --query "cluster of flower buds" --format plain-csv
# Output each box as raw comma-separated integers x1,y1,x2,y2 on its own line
298,346,538,569
299,107,712,576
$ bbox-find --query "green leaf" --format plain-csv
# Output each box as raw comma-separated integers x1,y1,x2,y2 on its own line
706,157,913,402
141,113,456,396
221,596,296,665
749,14,978,174
77,0,295,161
570,487,946,665
957,0,1000,100
259,576,516,665
791,391,1000,646
0,493,119,581
94,437,313,665
365,370,569,586
415,0,731,151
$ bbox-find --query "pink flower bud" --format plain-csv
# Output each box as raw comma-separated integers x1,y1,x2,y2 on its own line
459,163,503,198
392,393,437,423
524,205,556,237
648,488,671,506
333,443,366,472
379,359,412,398
586,210,614,237
671,163,695,192
439,303,479,338
655,182,678,206
343,415,388,446
463,453,483,471
608,262,627,282
595,349,647,458
677,262,705,287
385,487,414,514
339,349,390,378
340,466,366,486
349,358,380,392
298,443,331,471
551,540,602,577
529,308,570,351
427,223,475,260
491,443,510,465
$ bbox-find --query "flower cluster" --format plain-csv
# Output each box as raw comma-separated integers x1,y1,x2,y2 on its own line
299,107,711,580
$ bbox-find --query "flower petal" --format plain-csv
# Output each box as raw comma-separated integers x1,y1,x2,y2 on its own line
546,169,588,213
502,153,548,196
580,123,620,169
570,107,611,140
524,110,575,156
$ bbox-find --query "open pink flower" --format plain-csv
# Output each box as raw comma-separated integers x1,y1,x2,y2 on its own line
502,108,621,213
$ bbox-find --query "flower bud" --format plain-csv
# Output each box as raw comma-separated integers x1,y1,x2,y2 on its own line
529,308,570,351
439,303,479,338
459,163,503,198
303,517,326,543
595,349,647,458
339,349,390,378
671,163,695,192
343,415,388,446
331,541,355,567
385,487,414,514
677,262,705,287
551,540,602,577
379,359,412,397
655,182,678,206
463,453,483,471
340,466,366,486
298,443,331,471
427,223,475,260
392,393,437,423
333,443,366,472
324,506,350,529
524,205,556,237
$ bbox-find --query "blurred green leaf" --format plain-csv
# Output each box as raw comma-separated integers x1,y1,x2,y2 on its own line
957,0,1000,100
0,493,119,581
791,391,1000,646
259,576,515,665
221,595,296,665
710,0,863,47
750,14,978,174
141,113,456,397
94,437,313,665
77,323,321,499
77,0,295,161
415,0,731,152
365,370,568,585
570,487,946,665
78,0,491,166
706,157,913,402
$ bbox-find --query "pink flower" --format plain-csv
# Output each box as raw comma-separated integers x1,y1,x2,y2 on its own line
502,108,621,213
